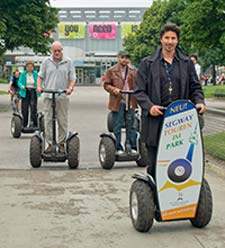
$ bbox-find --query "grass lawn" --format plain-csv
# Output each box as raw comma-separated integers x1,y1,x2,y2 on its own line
0,90,7,95
203,85,225,98
0,78,7,84
204,131,225,161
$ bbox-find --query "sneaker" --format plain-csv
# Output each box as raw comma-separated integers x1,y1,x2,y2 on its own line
131,149,138,155
58,143,65,153
116,150,124,155
45,144,52,154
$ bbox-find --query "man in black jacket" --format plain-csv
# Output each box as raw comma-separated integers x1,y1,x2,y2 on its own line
134,23,205,177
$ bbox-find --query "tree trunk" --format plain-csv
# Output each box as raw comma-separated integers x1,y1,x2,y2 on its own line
212,64,216,85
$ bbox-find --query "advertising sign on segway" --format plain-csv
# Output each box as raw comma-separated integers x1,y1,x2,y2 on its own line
130,100,212,233
156,100,203,221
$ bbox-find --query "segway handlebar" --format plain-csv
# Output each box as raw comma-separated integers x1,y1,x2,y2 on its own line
120,90,134,94
41,89,67,94
160,106,202,113
23,86,37,90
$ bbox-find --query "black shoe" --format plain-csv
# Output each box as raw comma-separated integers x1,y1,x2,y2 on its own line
146,165,152,175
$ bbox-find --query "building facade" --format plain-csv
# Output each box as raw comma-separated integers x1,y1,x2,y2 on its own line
55,7,146,84
5,7,147,85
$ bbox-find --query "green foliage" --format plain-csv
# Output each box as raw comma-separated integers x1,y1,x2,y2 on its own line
181,0,225,68
124,0,225,69
124,0,187,65
204,132,225,161
0,0,58,56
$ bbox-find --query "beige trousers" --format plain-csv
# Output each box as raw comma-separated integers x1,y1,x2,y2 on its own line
43,96,69,145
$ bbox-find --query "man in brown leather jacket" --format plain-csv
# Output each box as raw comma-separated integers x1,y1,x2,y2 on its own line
103,51,138,155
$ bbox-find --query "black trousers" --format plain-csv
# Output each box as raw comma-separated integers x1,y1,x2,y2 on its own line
146,145,158,178
21,89,37,127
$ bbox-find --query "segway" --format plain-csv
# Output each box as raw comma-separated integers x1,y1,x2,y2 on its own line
11,87,44,138
129,100,213,232
99,90,149,169
29,89,80,169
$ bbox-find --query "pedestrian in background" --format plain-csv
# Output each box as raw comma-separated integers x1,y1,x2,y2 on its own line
190,54,201,81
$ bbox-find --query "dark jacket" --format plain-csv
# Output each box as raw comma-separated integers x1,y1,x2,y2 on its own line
134,46,205,146
104,63,138,112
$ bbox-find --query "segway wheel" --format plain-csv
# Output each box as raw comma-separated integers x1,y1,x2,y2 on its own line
130,180,155,232
30,136,42,168
190,178,213,228
107,112,113,132
67,135,80,169
136,142,149,167
11,115,22,138
99,137,115,169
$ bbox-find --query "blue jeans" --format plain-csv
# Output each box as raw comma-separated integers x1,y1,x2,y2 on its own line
112,102,137,151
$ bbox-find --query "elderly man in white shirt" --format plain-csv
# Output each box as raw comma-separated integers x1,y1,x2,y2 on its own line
37,41,76,153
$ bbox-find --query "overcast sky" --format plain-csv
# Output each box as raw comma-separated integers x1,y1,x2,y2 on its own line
50,0,152,7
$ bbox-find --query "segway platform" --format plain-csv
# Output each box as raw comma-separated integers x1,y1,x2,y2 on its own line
116,152,139,162
22,126,39,133
43,153,67,162
156,100,203,221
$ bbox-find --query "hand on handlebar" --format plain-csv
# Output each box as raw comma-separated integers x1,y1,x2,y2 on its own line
195,103,206,114
149,105,164,116
113,88,121,96
8,89,14,95
36,86,43,94
66,88,73,95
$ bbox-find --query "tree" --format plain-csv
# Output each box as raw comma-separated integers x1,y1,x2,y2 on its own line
0,0,58,56
181,0,225,82
124,0,187,65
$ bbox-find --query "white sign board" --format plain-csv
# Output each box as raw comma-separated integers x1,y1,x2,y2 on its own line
156,100,203,221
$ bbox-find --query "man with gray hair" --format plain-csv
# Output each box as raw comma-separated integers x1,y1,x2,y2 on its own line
37,41,76,153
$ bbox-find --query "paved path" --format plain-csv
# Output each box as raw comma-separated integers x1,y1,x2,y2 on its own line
0,86,225,248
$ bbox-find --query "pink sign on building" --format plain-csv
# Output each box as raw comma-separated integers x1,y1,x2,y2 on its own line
89,23,117,39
